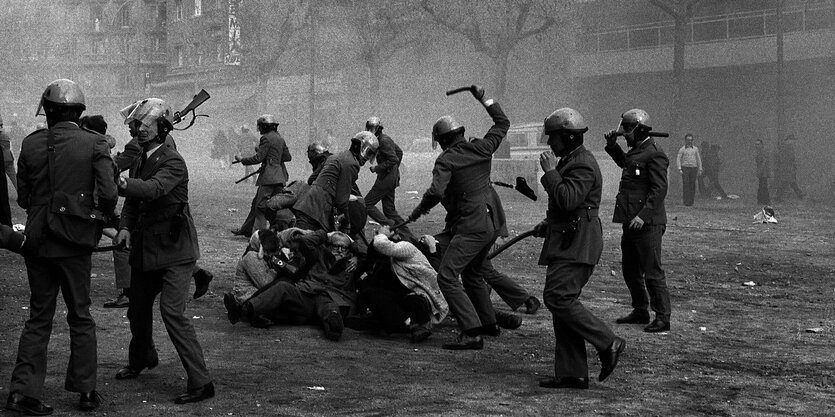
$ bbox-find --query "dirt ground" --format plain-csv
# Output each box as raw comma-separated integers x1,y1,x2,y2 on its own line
1,153,834,416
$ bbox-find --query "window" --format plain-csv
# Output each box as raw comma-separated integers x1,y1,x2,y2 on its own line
175,0,183,20
175,46,183,67
216,42,223,62
158,3,167,22
194,0,202,17
92,39,105,55
118,5,130,27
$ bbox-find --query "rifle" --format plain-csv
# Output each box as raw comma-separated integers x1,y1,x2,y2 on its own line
172,89,211,130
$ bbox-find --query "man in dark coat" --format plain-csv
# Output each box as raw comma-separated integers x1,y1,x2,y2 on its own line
292,132,377,233
774,134,804,201
232,114,292,235
7,79,117,414
534,108,624,390
363,117,410,237
112,98,214,404
407,85,507,350
604,109,671,333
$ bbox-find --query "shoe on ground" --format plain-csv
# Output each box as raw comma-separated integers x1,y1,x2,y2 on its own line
524,296,541,314
6,392,53,416
615,310,650,324
442,333,483,350
539,377,589,389
410,323,432,343
495,310,523,330
250,315,274,329
478,323,501,337
103,293,129,308
644,319,670,333
598,337,626,382
115,356,159,380
173,382,215,404
323,310,344,341
78,391,102,411
223,293,241,324
230,228,249,237
192,269,214,299
344,313,381,331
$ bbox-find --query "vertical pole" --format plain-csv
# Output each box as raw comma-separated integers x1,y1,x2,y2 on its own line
776,0,786,141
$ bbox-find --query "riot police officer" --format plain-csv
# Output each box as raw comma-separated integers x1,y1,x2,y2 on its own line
604,109,671,333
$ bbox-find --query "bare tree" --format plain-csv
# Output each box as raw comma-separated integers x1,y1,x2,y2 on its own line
648,0,703,134
343,0,424,113
419,0,561,101
237,0,311,105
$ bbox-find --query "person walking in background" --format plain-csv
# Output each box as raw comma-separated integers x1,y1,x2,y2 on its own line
1,115,17,191
701,142,728,200
363,117,410,238
535,107,624,389
237,125,258,185
231,115,292,236
774,134,804,201
605,109,671,334
676,133,701,206
7,79,117,414
755,139,771,205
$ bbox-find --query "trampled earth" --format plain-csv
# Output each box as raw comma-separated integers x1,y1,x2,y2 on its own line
1,154,833,416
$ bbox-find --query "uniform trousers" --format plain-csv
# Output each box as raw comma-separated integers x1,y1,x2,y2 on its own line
239,184,283,235
757,177,771,205
544,262,616,379
247,280,339,325
434,230,497,332
483,260,530,310
113,246,131,289
620,224,671,322
127,261,211,390
365,169,406,227
11,256,96,398
0,168,10,226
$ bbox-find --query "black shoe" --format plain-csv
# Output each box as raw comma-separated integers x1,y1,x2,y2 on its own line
115,356,159,380
598,337,626,382
192,269,214,299
495,311,522,330
442,333,483,350
615,310,650,324
250,315,274,329
103,293,129,308
344,313,381,331
410,323,432,343
644,319,670,333
6,393,53,416
322,310,344,341
538,377,589,389
78,391,102,411
230,228,249,237
223,293,241,324
524,296,541,315
173,382,215,404
478,323,501,337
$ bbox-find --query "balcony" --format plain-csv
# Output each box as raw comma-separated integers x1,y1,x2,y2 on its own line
574,2,835,76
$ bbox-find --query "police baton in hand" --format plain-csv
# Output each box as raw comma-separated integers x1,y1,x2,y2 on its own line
235,170,259,184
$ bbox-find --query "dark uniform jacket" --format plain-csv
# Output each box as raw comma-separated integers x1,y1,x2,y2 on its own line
17,122,117,257
115,134,176,172
240,130,291,186
605,138,668,225
414,103,509,234
373,133,402,176
538,145,603,266
1,131,13,166
119,140,200,271
293,150,361,231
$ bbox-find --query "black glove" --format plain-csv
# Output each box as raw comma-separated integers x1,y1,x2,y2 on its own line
533,220,548,238
470,85,485,101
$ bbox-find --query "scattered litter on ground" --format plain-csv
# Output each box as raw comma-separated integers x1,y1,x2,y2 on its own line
726,194,740,199
753,206,777,224
227,208,237,213
307,386,326,391
699,327,707,331
805,328,823,333
742,281,757,286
